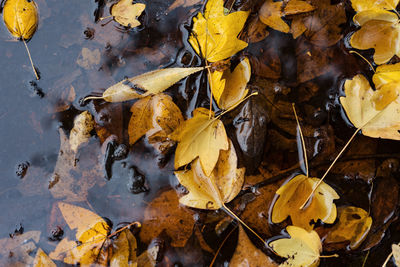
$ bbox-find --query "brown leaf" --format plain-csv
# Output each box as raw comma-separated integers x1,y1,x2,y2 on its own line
242,15,269,43
140,189,196,247
249,47,281,79
167,0,201,13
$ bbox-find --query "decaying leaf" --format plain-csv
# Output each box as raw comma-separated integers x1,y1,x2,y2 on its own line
230,226,277,267
340,74,400,140
33,248,56,267
209,57,250,109
269,226,322,267
111,0,145,28
69,111,95,154
3,0,38,40
100,67,204,102
271,174,339,230
324,206,372,250
140,189,195,247
0,231,41,266
170,107,229,176
128,93,183,153
188,0,249,62
175,139,244,209
76,48,101,70
49,202,111,265
167,0,202,13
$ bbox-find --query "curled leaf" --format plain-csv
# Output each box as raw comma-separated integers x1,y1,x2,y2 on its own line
3,0,38,40
111,0,145,28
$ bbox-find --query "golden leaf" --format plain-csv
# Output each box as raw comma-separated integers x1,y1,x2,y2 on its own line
99,67,204,102
351,0,399,13
3,0,38,40
230,226,278,267
111,0,145,28
209,57,251,110
340,74,400,140
284,0,315,16
175,139,244,210
110,229,138,267
33,248,56,267
170,107,229,176
271,174,339,230
269,226,322,267
324,206,372,250
69,111,95,154
259,0,289,33
372,62,400,109
128,93,183,153
188,0,249,62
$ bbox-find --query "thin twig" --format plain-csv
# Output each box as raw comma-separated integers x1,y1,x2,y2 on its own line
292,103,308,177
209,225,237,267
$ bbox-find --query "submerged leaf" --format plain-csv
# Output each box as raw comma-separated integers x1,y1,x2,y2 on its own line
271,174,339,230
111,0,145,28
340,74,400,140
33,248,56,267
100,67,204,102
188,0,249,62
170,107,229,176
3,0,38,39
175,139,244,210
324,206,372,250
269,226,322,267
69,111,95,154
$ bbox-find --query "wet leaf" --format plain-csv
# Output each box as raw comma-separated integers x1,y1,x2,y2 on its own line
271,174,339,230
33,248,56,267
3,0,38,39
284,0,315,16
76,47,101,70
100,67,204,102
128,93,183,153
372,62,400,109
324,206,372,250
0,231,41,266
140,189,196,247
175,139,244,210
351,0,399,12
111,0,145,28
230,226,277,267
188,0,250,62
340,74,400,140
110,229,137,267
69,111,95,154
170,107,229,176
167,0,201,13
259,0,289,33
393,244,400,266
269,226,322,267
209,57,251,110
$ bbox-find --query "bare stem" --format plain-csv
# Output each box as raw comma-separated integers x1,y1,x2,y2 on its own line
99,15,113,21
349,51,375,73
83,95,105,102
209,225,237,267
320,254,339,258
292,103,308,177
23,39,39,80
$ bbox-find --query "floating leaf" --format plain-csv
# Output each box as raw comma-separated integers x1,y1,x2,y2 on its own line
69,111,95,154
0,231,41,266
351,0,399,13
3,0,38,40
109,229,137,267
340,74,400,140
98,67,204,102
175,139,244,210
269,226,322,267
324,206,372,250
33,248,56,267
271,174,339,230
230,226,277,267
284,0,315,16
170,107,229,176
209,57,251,110
188,0,249,62
372,62,400,109
128,93,183,153
111,0,145,28
393,244,400,266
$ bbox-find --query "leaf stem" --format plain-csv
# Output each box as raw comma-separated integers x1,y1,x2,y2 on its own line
99,15,113,21
222,204,266,246
216,91,258,120
292,103,308,177
299,128,360,209
83,95,105,102
23,39,39,80
320,254,339,258
209,225,237,267
349,51,375,73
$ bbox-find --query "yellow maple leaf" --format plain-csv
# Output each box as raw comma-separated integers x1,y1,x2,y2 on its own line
350,1,400,65
188,0,249,62
209,57,251,110
372,62,400,109
128,93,183,153
175,139,244,209
340,74,400,140
324,206,372,250
170,107,229,176
3,0,38,40
111,0,145,28
269,226,322,267
271,174,339,230
33,248,56,267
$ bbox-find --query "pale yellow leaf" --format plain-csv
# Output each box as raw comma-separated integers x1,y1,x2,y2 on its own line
101,67,204,102
393,244,400,266
33,248,56,267
111,0,145,28
340,74,400,140
188,0,249,62
271,174,339,230
170,107,229,176
69,111,95,153
269,226,322,267
209,57,251,110
3,0,38,39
